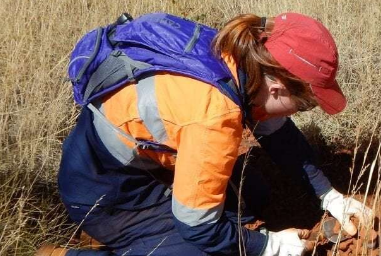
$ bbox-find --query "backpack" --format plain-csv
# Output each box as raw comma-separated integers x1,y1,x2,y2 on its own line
67,13,250,152
66,13,252,194
68,12,247,110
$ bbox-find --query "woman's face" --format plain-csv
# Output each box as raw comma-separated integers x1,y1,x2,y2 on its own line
252,75,298,121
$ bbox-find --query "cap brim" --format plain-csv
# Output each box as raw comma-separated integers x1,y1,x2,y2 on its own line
311,80,347,115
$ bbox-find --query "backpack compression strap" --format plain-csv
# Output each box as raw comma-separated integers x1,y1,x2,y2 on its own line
83,51,152,103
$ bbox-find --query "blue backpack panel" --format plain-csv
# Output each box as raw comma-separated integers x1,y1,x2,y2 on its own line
68,12,244,109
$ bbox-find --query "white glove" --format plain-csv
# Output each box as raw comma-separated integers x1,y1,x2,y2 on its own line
321,188,374,236
262,228,306,256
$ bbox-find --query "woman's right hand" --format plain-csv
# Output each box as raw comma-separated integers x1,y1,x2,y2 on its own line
262,228,307,256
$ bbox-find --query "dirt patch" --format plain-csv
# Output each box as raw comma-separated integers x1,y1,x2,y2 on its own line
239,131,380,255
299,216,379,256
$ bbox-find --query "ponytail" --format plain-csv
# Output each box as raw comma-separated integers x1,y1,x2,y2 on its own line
212,14,276,105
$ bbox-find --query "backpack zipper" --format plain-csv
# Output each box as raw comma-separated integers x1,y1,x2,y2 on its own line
68,55,90,70
74,27,103,83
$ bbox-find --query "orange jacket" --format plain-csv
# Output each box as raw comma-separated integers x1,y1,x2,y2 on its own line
100,56,242,226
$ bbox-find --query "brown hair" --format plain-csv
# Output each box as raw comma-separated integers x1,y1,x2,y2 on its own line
212,14,317,111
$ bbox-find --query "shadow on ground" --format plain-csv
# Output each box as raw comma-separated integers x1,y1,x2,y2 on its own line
238,123,380,256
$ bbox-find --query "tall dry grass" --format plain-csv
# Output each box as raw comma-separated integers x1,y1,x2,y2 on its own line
0,0,380,255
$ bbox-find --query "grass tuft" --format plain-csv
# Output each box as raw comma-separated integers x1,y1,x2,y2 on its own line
1,0,380,254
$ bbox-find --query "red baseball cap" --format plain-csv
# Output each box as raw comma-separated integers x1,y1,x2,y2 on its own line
264,13,347,115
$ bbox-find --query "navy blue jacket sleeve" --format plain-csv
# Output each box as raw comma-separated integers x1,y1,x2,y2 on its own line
254,118,331,197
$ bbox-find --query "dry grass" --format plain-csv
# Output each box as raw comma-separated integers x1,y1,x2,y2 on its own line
0,0,380,255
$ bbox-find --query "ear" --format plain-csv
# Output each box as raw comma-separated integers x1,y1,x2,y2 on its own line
268,82,286,96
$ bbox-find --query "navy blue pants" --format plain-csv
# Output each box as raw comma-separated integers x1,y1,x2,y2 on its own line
60,109,270,256
63,155,269,256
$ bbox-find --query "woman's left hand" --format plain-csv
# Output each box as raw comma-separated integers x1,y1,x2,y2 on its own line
321,188,374,236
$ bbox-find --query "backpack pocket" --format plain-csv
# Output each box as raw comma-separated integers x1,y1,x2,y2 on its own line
68,27,108,105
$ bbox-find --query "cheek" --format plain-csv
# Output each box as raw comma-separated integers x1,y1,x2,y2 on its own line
264,97,298,117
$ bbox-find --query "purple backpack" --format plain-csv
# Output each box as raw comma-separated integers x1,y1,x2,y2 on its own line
68,12,246,110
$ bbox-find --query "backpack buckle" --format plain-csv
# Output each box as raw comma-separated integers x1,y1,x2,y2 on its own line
111,50,123,57
116,13,133,25
108,13,134,48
